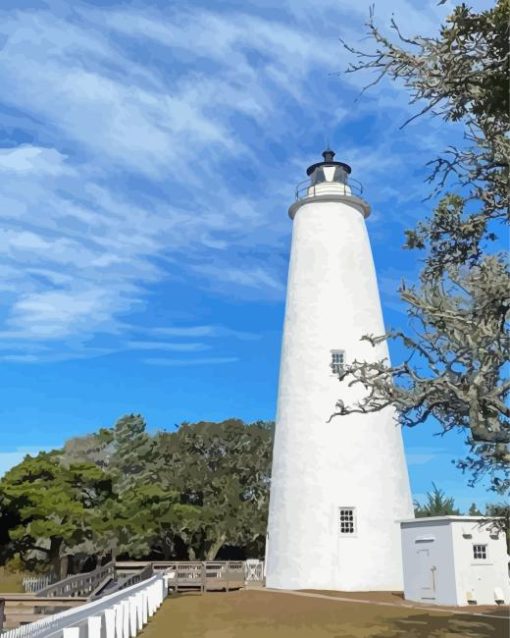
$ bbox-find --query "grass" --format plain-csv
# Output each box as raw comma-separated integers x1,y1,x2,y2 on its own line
141,589,509,638
0,570,25,594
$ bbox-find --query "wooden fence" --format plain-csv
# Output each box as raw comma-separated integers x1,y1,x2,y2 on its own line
115,560,264,592
0,595,85,631
163,561,245,593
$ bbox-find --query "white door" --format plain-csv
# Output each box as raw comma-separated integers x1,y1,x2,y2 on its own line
416,548,436,600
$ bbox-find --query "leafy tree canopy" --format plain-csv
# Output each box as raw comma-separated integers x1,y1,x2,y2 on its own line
0,416,274,573
335,0,509,493
414,483,460,518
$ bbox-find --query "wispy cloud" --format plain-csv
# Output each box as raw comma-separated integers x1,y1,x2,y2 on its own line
151,325,259,340
127,341,210,352
0,1,450,363
143,356,238,366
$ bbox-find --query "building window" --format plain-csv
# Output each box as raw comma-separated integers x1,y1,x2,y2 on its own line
331,350,345,375
473,544,487,560
339,507,356,535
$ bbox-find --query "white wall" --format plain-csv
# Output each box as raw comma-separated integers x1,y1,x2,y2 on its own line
451,519,510,605
402,517,510,606
401,520,457,605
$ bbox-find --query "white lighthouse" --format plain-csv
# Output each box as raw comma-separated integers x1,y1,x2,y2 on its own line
265,149,414,591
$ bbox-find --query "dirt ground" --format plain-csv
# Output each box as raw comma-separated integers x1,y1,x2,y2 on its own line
141,589,510,638
300,589,510,617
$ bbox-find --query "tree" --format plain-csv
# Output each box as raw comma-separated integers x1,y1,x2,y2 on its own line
414,483,460,518
0,452,113,577
467,503,482,516
334,1,509,492
109,414,155,494
106,483,199,561
485,503,510,555
62,428,115,470
0,416,274,570
156,419,273,560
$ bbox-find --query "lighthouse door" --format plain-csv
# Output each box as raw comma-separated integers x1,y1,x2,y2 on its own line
416,548,436,600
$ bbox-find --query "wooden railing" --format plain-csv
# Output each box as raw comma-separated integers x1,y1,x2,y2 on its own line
36,561,115,598
115,559,265,588
0,595,85,631
164,561,246,593
90,563,154,600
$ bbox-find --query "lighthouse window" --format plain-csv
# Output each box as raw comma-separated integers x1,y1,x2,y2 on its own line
473,544,487,560
331,350,345,375
339,508,356,534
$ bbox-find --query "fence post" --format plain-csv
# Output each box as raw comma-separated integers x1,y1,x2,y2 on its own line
146,585,153,618
63,628,80,638
88,615,102,638
135,592,143,630
104,607,115,638
128,597,137,638
141,590,148,625
114,602,123,638
122,599,130,638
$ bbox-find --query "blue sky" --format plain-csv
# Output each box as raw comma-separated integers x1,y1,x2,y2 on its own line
0,0,495,511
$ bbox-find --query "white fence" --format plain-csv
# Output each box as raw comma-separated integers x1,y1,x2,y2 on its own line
3,575,168,638
244,560,264,583
22,575,58,594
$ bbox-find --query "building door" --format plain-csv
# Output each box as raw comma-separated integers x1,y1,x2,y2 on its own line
416,548,436,600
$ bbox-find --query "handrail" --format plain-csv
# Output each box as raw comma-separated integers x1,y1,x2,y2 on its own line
37,561,115,598
295,177,364,200
89,563,154,600
2,575,165,638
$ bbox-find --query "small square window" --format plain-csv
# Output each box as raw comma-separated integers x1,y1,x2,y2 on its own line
473,544,487,560
331,350,345,375
339,507,356,534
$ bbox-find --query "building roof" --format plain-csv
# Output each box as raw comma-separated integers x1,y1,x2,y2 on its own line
400,515,502,525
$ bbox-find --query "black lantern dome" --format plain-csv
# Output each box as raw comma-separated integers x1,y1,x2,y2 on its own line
306,149,351,177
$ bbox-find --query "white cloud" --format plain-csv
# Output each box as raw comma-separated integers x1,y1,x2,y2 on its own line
0,145,71,176
152,325,259,340
127,341,210,352
143,356,238,366
0,1,452,362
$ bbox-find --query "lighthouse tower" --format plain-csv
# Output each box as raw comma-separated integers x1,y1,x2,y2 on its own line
265,150,413,591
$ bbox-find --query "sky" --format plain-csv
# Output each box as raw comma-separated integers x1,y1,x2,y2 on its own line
0,0,496,511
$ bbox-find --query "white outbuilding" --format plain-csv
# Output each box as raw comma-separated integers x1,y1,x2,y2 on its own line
401,516,510,606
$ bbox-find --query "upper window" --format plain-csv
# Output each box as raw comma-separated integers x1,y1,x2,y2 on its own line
331,350,345,375
473,544,487,560
339,507,356,535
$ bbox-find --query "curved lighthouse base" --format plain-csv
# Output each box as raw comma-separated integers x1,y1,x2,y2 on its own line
265,409,412,592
